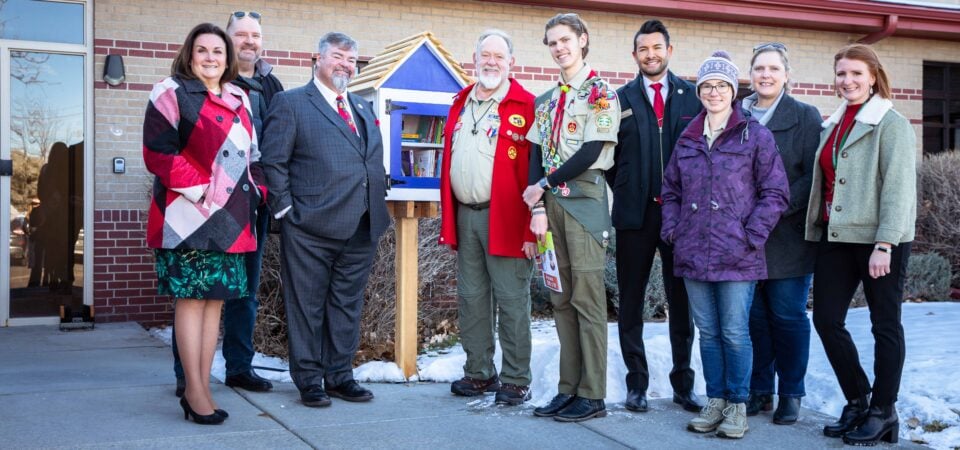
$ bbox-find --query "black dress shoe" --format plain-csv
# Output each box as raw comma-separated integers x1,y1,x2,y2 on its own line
300,385,332,407
773,396,801,424
326,380,374,402
554,397,607,422
673,391,703,413
175,377,185,398
747,393,773,416
225,370,274,392
624,390,648,412
533,393,576,417
823,395,869,438
843,405,899,446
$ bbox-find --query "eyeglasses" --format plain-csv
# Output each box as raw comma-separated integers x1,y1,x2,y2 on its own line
699,82,732,95
230,11,262,23
753,42,787,53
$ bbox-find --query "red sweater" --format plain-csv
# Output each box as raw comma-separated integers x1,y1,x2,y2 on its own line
439,79,536,258
819,102,863,222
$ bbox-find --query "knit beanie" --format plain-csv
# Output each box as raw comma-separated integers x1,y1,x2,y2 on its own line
696,50,740,98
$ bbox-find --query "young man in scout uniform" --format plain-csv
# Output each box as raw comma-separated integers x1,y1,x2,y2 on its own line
438,29,538,406
522,12,620,423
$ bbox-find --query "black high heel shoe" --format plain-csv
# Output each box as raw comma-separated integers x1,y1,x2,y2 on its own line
215,409,229,419
180,397,225,425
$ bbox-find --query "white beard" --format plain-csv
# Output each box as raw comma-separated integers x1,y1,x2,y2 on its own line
478,72,503,90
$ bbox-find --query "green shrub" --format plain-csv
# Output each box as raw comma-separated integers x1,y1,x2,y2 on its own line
915,151,960,287
904,252,952,301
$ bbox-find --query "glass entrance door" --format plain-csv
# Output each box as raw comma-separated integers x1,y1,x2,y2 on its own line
1,0,90,325
4,52,85,319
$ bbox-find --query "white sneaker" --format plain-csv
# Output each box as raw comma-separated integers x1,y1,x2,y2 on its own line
688,397,727,433
717,402,750,439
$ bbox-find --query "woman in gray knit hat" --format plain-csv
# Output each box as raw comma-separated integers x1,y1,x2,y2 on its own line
660,50,789,439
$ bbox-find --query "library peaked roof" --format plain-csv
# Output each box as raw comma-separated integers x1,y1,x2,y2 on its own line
349,31,471,92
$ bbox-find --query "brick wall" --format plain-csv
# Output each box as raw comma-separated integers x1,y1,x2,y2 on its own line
91,0,960,326
93,209,170,327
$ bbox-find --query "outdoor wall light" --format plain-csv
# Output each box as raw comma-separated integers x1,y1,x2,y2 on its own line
103,54,125,86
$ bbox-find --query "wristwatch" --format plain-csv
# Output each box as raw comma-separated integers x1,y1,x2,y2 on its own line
538,177,550,190
874,244,893,254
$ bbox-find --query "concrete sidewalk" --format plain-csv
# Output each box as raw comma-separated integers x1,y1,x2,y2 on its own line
0,322,919,449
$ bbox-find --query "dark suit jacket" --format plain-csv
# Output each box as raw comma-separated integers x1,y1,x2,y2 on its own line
608,71,702,229
750,93,821,279
260,82,390,241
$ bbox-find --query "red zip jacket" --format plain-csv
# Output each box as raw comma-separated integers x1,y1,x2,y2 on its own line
439,79,535,258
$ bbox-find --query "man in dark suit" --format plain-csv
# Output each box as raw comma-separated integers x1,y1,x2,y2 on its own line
260,32,390,408
607,20,703,413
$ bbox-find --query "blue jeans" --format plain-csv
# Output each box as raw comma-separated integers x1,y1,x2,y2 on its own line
749,274,812,397
685,279,755,404
173,207,268,378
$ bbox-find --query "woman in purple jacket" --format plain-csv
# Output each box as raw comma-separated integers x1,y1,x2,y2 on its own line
661,51,789,439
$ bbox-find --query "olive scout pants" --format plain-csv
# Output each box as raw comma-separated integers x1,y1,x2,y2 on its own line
545,193,608,400
456,204,534,386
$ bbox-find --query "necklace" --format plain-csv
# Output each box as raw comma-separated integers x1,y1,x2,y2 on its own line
470,99,496,135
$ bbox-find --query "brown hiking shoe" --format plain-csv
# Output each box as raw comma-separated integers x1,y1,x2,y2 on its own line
495,384,531,406
451,375,500,397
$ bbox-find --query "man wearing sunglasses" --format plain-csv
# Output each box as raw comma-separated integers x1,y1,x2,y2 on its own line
170,10,284,397
607,19,703,414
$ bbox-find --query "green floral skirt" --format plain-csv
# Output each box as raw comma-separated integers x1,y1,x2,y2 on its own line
154,249,247,300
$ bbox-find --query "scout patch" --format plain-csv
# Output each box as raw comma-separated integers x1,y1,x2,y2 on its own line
596,114,613,132
508,114,525,127
567,122,577,134
486,126,497,138
508,146,518,159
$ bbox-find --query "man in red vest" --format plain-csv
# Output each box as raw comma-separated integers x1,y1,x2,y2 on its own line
439,29,537,406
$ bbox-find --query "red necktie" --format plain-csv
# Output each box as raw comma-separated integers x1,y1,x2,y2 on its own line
336,95,358,135
651,82,665,128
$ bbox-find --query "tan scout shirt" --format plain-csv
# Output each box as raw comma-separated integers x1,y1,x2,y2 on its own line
703,113,728,149
525,64,620,173
449,81,510,204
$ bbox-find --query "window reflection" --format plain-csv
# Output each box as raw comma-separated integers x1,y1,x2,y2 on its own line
0,0,84,44
8,52,85,317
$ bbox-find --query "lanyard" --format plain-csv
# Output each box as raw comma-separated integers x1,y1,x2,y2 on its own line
831,123,853,169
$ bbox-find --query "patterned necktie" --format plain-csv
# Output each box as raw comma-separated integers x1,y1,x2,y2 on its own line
336,95,358,135
651,82,665,128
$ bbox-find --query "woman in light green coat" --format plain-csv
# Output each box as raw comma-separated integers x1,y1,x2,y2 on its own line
805,43,916,447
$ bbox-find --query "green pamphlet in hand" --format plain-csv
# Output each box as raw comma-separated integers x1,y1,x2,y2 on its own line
537,231,562,293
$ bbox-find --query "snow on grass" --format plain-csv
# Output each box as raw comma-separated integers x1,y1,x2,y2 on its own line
150,302,959,449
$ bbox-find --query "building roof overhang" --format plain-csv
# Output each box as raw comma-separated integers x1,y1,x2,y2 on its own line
487,0,960,42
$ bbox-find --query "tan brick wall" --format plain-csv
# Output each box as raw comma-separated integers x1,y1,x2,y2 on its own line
94,0,960,210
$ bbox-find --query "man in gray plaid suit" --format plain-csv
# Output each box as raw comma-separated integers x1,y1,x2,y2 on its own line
261,31,390,408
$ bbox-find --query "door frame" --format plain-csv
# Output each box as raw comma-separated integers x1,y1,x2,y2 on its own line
1,0,93,326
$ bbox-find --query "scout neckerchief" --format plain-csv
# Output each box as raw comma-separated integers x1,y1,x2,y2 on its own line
541,69,599,175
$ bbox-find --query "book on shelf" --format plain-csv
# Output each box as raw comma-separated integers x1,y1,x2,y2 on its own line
412,149,437,177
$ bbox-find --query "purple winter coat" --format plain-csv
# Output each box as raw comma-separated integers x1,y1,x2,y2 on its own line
660,104,789,282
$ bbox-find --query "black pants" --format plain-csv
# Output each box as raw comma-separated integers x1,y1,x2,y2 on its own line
812,237,911,406
616,200,695,394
